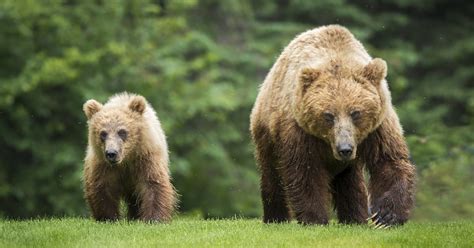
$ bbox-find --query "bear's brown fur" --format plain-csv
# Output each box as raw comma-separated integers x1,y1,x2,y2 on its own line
250,25,416,226
83,92,177,222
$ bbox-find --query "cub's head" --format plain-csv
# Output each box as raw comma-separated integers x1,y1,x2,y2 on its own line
294,59,388,161
83,95,147,165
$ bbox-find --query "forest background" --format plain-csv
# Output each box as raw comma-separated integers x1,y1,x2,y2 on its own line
0,0,472,221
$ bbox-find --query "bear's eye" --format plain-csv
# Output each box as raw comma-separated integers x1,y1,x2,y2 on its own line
118,129,128,141
351,111,361,121
323,112,335,124
99,131,108,142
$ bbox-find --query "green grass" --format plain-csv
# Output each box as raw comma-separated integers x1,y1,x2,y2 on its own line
1,218,473,247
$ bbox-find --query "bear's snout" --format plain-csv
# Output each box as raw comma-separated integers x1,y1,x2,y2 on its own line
105,149,119,164
337,143,353,161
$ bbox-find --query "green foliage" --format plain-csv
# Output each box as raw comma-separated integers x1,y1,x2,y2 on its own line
0,0,472,220
1,218,474,247
414,144,474,220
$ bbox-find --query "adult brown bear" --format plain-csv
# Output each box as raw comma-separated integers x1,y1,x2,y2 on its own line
250,25,416,227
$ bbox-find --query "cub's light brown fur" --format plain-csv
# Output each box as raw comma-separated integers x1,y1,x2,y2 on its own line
250,25,416,226
83,93,177,222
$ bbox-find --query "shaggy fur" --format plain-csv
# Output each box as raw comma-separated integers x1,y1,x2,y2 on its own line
83,93,177,222
250,25,416,226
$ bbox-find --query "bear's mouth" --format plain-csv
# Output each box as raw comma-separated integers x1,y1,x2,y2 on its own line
104,155,121,165
108,160,119,166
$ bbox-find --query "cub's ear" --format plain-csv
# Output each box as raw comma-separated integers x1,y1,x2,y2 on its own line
83,100,103,119
361,58,387,86
129,95,146,114
299,68,321,93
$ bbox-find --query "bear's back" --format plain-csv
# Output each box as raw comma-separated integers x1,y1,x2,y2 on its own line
281,25,372,84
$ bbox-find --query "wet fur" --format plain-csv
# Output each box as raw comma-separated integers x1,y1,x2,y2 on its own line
250,25,416,225
83,93,177,222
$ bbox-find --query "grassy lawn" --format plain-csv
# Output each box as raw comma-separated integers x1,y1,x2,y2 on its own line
1,218,473,247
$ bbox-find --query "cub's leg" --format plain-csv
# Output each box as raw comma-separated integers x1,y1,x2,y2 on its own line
84,165,121,221
137,161,177,222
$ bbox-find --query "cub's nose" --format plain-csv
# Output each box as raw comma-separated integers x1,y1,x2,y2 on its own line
337,144,353,160
105,150,118,163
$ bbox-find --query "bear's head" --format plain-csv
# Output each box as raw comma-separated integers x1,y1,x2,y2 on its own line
83,95,147,165
294,58,388,161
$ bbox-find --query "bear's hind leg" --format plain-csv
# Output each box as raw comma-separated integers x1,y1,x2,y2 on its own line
126,193,140,220
253,124,290,223
332,164,368,224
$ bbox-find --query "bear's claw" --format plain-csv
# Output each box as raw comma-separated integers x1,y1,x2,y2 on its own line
367,210,396,229
366,212,378,221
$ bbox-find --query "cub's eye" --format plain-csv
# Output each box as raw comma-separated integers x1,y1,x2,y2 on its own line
323,112,335,124
99,131,108,141
351,111,361,120
118,129,128,140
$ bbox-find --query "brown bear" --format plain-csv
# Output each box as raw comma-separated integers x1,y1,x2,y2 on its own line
250,25,416,227
83,92,177,222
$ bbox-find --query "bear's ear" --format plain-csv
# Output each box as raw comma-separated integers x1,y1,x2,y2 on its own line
299,68,321,93
83,100,103,119
129,95,146,114
361,58,387,86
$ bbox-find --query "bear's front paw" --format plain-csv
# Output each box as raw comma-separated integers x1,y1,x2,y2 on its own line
369,199,407,228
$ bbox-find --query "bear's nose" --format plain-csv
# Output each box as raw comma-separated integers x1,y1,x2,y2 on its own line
337,144,353,159
105,150,118,162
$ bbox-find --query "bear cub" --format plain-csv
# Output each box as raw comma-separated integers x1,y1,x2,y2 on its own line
83,92,177,222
